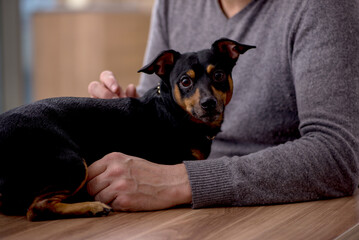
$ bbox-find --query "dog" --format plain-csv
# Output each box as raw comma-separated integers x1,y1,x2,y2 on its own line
0,38,254,221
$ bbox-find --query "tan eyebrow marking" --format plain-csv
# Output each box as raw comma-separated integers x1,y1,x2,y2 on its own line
186,69,196,79
206,64,215,74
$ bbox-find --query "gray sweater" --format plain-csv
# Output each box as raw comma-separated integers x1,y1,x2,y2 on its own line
138,0,359,208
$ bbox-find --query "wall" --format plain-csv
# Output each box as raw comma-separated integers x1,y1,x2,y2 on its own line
33,11,151,100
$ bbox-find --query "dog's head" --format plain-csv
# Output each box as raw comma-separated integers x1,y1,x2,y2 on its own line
139,38,255,127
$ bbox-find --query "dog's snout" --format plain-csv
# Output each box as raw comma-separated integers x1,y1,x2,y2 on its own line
200,97,217,110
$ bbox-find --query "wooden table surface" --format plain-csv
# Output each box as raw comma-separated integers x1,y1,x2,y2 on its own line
1,191,359,240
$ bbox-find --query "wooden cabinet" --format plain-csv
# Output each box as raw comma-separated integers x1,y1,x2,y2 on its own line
33,12,150,100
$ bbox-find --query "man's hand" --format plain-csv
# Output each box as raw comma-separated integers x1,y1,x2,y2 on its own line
88,71,138,99
87,152,192,211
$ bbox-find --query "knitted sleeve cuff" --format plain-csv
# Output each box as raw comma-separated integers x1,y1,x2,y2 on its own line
183,158,235,208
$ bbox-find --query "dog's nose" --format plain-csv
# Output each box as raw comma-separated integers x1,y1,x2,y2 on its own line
200,97,217,110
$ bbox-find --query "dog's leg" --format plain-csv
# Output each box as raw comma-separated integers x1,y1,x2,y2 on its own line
26,191,112,221
26,160,112,221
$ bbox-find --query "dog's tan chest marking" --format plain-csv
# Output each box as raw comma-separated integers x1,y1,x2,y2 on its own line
191,149,206,160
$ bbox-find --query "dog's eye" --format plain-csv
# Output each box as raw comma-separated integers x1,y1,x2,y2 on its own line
213,71,226,82
180,76,193,88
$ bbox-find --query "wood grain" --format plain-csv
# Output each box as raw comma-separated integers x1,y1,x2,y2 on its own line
1,191,359,240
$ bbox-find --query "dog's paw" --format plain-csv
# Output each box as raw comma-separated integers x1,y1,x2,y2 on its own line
26,199,113,221
87,201,113,217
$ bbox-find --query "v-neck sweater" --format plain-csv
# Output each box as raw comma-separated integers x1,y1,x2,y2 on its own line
137,0,359,207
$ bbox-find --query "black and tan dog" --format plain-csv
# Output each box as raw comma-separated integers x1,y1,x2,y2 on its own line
0,38,254,221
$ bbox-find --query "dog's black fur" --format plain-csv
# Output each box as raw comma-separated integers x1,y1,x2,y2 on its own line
0,38,254,220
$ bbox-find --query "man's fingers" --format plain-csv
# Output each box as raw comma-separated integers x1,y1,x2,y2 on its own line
125,84,139,98
87,154,111,181
100,71,125,98
87,152,128,196
87,157,110,196
88,81,120,99
87,175,110,197
94,178,136,206
89,71,138,99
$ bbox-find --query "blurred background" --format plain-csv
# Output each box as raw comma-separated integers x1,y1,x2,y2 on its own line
0,0,154,113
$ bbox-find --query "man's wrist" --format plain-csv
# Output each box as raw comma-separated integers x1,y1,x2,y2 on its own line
170,163,192,205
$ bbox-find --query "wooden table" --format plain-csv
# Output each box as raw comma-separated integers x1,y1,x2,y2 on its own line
1,191,359,240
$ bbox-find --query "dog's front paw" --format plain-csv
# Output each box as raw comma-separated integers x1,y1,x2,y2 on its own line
88,201,113,217
26,198,113,221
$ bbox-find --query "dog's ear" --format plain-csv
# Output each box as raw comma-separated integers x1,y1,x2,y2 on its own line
212,38,255,61
138,50,181,79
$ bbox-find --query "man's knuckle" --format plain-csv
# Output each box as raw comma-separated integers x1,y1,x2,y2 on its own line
108,152,123,159
107,167,125,178
116,178,133,191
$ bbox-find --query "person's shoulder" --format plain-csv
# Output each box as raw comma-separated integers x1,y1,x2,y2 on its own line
266,0,359,32
297,0,359,18
297,0,359,28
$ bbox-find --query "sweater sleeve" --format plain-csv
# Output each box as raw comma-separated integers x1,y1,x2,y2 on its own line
184,1,359,208
137,0,170,96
